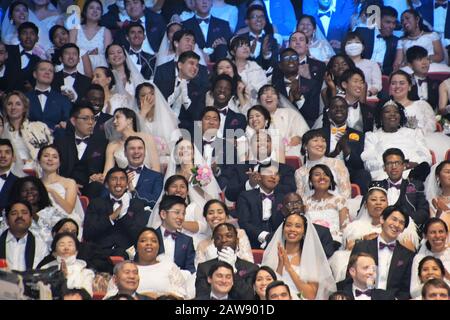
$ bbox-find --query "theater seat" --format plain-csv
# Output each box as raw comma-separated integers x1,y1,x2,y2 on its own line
446,149,450,161
351,184,361,198
427,72,450,82
285,156,301,170
430,150,437,165
252,249,264,265
381,75,390,96
109,256,125,265
79,196,89,213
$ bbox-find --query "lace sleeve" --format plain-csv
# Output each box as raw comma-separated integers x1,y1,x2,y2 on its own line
295,167,308,198
334,160,351,199
167,263,189,299
195,240,209,267
237,229,254,263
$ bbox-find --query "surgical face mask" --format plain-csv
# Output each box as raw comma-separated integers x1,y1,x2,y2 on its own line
345,43,363,57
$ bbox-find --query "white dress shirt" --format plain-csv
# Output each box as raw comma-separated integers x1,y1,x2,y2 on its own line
0,169,11,192
346,101,364,132
433,1,448,34
19,44,31,69
0,65,5,77
413,75,428,100
129,48,143,72
161,225,176,262
5,230,48,271
202,137,216,166
329,124,347,155
217,106,228,139
75,134,89,160
249,30,265,58
372,29,387,66
386,178,402,205
128,165,143,189
376,236,396,290
35,87,51,112
352,284,372,300
196,14,211,42
109,192,131,225
211,292,229,300
318,3,336,37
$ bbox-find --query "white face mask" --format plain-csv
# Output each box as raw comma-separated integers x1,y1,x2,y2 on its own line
345,43,363,57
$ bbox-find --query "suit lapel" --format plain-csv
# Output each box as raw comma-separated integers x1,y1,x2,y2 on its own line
25,232,35,269
174,233,183,267
387,241,402,286
156,227,165,254
0,231,7,259
369,238,379,265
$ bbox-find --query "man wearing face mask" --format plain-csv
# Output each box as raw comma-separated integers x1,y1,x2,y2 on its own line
195,223,258,300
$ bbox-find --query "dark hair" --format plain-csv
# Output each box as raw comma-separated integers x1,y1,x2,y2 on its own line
326,54,356,78
133,227,163,258
0,138,14,155
61,288,92,300
252,266,277,292
211,58,240,84
279,47,298,61
382,148,405,163
114,108,138,132
308,164,337,191
435,160,450,181
207,261,234,278
340,67,366,86
348,252,376,270
418,256,446,280
401,9,431,38
322,95,348,127
159,194,186,214
9,1,29,21
203,199,229,218
229,35,250,57
296,14,317,30
381,206,409,229
126,21,145,35
60,43,80,55
178,50,200,64
34,60,54,73
70,104,95,118
375,99,407,129
247,105,271,129
51,218,80,237
87,83,105,94
81,0,103,24
329,291,353,300
300,129,327,156
105,167,128,183
245,3,274,35
424,217,449,250
389,70,412,86
164,175,189,193
105,44,131,82
95,67,115,90
135,82,155,108
282,213,307,250
201,106,221,122
172,29,196,51
257,84,280,102
265,280,291,300
341,32,365,56
51,231,80,254
49,25,68,45
18,21,38,35
422,278,450,298
5,200,32,218
381,6,398,19
246,4,266,19
212,73,237,97
212,222,238,238
406,45,428,64
289,30,309,45
9,176,51,211
37,144,60,162
124,136,145,151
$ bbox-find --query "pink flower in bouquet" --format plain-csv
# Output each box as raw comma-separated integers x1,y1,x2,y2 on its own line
191,164,212,187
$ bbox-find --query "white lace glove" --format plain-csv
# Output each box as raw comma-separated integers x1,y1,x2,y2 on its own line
168,81,183,106
217,246,237,273
180,79,191,109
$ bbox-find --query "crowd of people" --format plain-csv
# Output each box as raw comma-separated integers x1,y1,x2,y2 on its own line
0,0,450,301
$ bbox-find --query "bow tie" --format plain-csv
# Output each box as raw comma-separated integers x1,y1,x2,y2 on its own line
331,126,346,134
20,50,32,58
63,72,76,78
111,199,122,205
75,137,89,145
164,229,178,240
376,34,388,40
379,242,396,251
348,101,359,109
261,193,275,201
218,108,228,116
0,173,7,180
197,17,210,24
127,166,142,174
388,182,401,190
435,2,448,9
203,139,214,145
123,19,143,28
417,78,427,86
249,35,263,42
355,289,372,297
35,89,50,97
318,11,332,18
299,59,307,65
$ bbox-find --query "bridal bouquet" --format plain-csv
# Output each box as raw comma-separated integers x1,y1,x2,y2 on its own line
190,164,212,187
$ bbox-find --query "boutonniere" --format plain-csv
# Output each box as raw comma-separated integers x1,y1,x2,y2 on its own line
91,151,101,158
396,260,404,267
127,210,134,218
182,244,187,250
230,119,239,126
150,26,157,33
348,133,360,141
406,184,416,193
238,269,247,277
300,85,308,93
213,27,220,33
277,203,283,211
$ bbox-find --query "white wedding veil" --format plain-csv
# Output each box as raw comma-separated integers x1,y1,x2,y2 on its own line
147,138,222,228
261,214,336,300
424,163,441,204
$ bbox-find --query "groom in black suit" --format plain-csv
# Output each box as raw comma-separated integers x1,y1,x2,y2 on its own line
126,22,156,80
195,223,258,300
54,105,108,198
349,206,415,300
0,139,18,211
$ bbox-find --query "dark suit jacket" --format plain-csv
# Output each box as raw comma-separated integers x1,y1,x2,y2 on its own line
409,76,440,111
313,223,336,259
223,161,296,202
337,278,396,300
373,179,430,225
5,45,41,91
324,125,365,170
195,257,258,300
182,16,232,61
133,166,163,208
0,172,18,210
195,294,233,300
239,31,279,71
235,189,285,249
26,89,72,131
354,27,399,76
155,227,196,274
305,56,326,85
93,112,113,135
0,64,16,95
350,237,415,300
128,50,156,80
271,71,321,127
102,8,166,54
222,109,247,139
51,70,91,104
54,131,108,191
83,196,150,257
416,0,450,38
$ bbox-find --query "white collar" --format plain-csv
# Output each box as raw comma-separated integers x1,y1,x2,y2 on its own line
6,230,28,243
387,178,402,186
210,291,228,300
249,30,265,39
195,14,211,21
19,44,32,54
318,1,336,14
260,188,274,196
0,169,11,178
35,86,51,92
378,235,396,246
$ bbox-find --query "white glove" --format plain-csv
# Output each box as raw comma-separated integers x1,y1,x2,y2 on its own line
217,246,237,272
180,79,191,109
168,81,183,106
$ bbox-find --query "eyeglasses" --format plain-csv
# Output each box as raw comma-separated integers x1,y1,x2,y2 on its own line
166,209,185,215
385,161,403,168
76,116,96,122
249,14,265,20
281,54,299,62
284,200,303,208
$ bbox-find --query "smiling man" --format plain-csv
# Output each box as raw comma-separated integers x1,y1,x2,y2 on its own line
109,260,151,300
0,139,17,211
196,261,234,300
349,205,415,300
83,167,150,257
